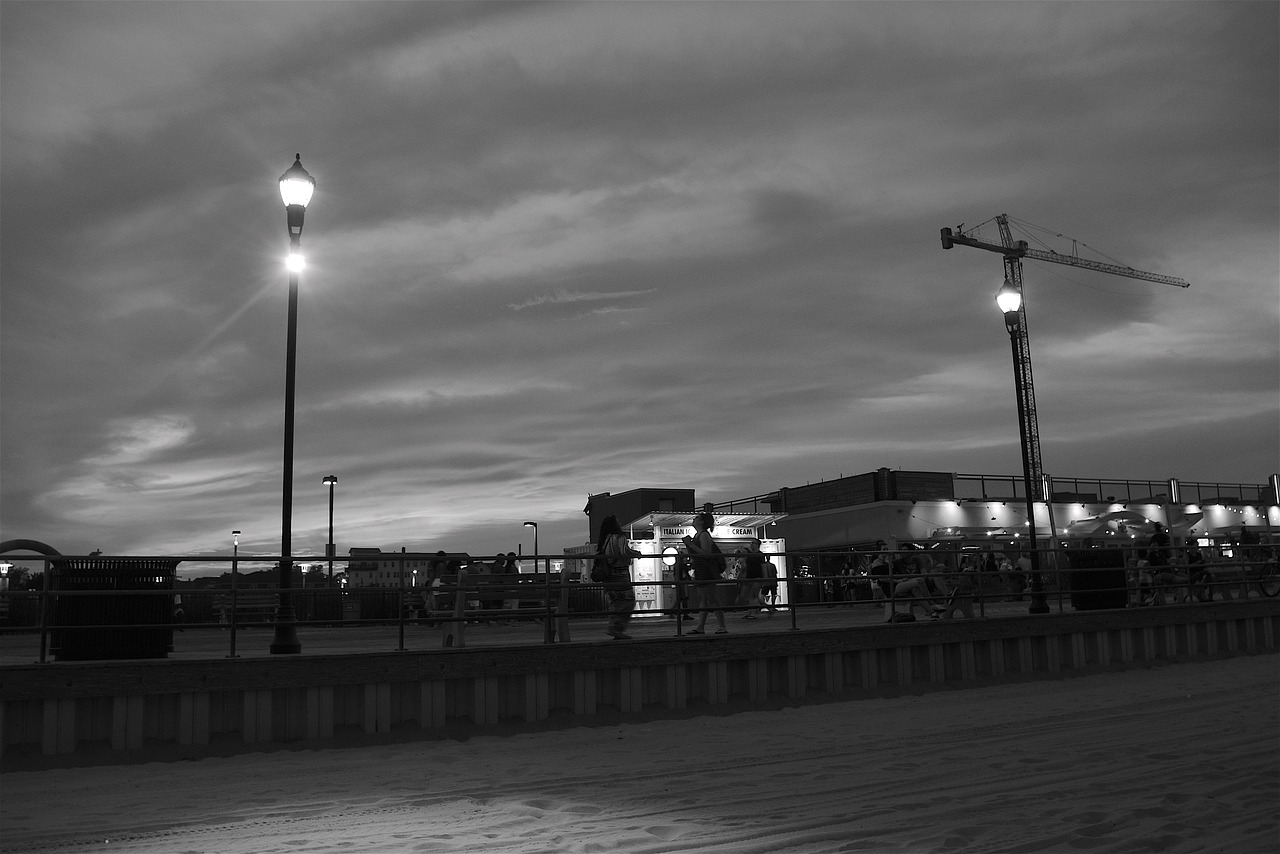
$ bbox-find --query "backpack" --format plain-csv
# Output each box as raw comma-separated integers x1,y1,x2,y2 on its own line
590,553,610,583
711,541,728,575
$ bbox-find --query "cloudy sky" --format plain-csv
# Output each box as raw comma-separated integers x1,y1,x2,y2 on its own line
2,1,1277,573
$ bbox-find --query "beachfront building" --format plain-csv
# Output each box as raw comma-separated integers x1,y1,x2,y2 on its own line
712,467,1278,559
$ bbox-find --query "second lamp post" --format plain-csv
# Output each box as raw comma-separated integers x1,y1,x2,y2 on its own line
271,154,316,655
323,475,338,582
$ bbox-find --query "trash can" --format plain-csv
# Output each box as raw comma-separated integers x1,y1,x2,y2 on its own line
342,597,361,622
51,557,178,660
1066,549,1128,611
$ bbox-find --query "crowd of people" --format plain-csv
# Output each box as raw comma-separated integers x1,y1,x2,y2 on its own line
400,522,1275,640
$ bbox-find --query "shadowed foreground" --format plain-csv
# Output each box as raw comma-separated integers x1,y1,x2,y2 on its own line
3,654,1276,853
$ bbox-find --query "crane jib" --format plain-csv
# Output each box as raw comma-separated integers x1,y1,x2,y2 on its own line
939,226,1189,288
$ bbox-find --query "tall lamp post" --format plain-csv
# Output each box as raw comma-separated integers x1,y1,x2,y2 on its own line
271,154,316,655
323,475,338,582
996,279,1050,614
523,521,539,573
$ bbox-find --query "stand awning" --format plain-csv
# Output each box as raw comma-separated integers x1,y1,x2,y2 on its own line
625,511,788,536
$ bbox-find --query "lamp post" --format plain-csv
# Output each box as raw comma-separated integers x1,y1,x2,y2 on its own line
229,530,241,659
271,154,316,655
523,521,539,573
323,475,338,582
996,279,1051,614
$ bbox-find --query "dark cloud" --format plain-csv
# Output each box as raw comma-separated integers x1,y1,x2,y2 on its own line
1,1,1276,569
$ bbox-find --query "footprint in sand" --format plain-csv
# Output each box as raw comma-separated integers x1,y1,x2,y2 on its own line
643,825,683,840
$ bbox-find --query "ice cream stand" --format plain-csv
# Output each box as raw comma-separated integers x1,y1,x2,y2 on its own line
619,511,789,615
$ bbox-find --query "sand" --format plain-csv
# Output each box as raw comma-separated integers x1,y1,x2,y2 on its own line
3,654,1277,853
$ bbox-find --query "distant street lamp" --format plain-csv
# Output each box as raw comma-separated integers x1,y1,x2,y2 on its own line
272,154,316,655
229,530,241,659
996,279,1050,614
323,475,338,582
523,521,539,573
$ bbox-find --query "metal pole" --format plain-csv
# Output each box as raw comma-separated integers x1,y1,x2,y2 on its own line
1008,321,1050,614
229,534,239,658
327,479,335,581
271,249,302,654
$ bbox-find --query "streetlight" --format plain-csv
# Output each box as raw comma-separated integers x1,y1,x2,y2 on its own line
272,154,316,655
523,521,539,573
996,279,1051,614
229,530,241,659
323,475,338,582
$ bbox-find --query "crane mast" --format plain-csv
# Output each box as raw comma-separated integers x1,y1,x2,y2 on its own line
996,218,1042,502
939,213,1189,502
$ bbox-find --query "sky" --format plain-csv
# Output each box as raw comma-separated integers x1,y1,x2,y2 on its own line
2,1,1277,576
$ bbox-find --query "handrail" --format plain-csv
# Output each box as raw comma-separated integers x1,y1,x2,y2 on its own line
0,544,1275,664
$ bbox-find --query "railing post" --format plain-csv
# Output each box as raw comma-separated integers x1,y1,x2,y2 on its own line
542,559,555,644
788,558,799,631
38,558,50,664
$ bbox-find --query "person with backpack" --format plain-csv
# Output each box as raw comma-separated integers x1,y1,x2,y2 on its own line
682,512,728,634
596,515,642,640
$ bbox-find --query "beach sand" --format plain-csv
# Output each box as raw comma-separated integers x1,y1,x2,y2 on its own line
3,654,1276,853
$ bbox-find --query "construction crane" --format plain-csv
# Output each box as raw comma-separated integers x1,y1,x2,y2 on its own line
940,213,1189,503
941,214,1188,615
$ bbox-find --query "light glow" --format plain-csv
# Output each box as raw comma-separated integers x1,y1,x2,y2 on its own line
286,252,305,272
995,278,1021,313
279,155,316,207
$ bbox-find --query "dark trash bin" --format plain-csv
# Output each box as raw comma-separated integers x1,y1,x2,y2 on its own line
51,557,179,660
1066,549,1128,611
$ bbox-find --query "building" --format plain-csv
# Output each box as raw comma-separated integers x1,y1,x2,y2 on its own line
713,468,1278,564
345,548,471,588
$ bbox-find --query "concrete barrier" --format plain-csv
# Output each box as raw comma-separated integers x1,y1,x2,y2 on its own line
2,600,1276,768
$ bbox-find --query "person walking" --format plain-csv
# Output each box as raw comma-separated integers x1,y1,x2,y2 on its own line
683,512,728,634
597,515,642,640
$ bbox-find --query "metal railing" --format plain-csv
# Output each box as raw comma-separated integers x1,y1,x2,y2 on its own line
1,545,1276,663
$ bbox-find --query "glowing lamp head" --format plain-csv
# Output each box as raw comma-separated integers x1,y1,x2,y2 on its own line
995,278,1022,314
279,154,316,208
285,252,305,273
279,154,315,243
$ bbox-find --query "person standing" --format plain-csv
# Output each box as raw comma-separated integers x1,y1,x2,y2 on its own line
496,552,521,624
738,538,766,619
760,557,780,613
683,512,728,634
598,515,642,640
